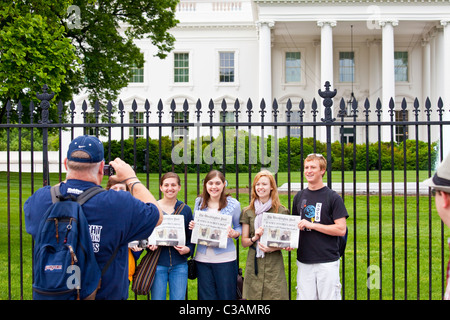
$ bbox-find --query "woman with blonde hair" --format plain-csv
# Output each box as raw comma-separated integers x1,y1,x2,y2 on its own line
240,170,290,300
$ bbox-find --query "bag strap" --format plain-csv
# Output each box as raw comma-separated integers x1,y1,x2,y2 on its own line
50,184,62,203
50,184,105,204
77,187,106,205
101,246,119,276
173,202,185,215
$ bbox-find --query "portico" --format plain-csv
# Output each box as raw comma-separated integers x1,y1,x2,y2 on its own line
254,1,450,146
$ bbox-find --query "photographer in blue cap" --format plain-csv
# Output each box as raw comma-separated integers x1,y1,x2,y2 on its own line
24,135,162,300
423,151,450,299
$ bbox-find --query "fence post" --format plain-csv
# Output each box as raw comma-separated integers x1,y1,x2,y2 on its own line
318,81,337,186
36,84,55,186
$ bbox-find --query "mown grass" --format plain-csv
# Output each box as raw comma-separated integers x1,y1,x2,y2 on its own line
1,170,448,300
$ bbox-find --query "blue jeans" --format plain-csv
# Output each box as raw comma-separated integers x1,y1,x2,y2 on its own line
150,262,188,300
196,260,237,300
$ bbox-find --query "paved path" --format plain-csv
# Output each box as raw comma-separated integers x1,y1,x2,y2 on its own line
278,182,430,195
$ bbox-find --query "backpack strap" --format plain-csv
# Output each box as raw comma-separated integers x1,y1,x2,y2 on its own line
50,185,105,204
76,187,106,205
50,184,62,203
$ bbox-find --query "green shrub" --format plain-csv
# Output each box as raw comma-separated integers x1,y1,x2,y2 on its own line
103,135,439,173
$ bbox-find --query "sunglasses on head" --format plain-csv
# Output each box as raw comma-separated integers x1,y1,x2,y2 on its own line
307,153,324,158
431,188,442,197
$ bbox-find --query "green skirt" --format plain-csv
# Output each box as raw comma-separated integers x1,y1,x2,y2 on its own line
242,245,289,300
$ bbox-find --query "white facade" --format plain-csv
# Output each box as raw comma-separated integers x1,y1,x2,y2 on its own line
70,0,450,155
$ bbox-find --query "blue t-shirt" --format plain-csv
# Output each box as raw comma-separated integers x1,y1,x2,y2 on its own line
24,179,160,300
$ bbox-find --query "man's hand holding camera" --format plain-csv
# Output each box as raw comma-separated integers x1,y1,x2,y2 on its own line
108,158,137,182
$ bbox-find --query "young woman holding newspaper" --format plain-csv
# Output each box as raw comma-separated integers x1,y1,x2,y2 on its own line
148,172,194,300
240,170,290,300
189,170,242,300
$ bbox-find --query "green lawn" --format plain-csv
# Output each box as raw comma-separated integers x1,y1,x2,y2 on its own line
1,170,448,300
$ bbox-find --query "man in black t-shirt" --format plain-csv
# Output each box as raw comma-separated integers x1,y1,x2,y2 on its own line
292,153,348,300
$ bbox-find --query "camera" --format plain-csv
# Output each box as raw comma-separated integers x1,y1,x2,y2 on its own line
128,239,148,249
138,239,148,248
103,164,115,176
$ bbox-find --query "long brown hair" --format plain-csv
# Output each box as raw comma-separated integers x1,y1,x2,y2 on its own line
247,170,280,213
200,170,229,210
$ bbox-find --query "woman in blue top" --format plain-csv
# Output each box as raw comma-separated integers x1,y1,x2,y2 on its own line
148,172,194,300
191,170,242,300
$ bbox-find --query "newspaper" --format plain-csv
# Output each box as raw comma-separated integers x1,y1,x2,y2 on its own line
147,215,186,247
191,210,232,249
260,212,301,249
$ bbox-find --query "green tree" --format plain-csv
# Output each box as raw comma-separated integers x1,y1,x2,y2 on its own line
67,0,179,107
0,0,179,124
0,1,78,124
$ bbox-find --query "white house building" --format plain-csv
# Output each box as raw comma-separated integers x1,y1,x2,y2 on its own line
70,0,450,156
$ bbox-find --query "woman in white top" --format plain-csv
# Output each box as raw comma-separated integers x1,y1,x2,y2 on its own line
191,170,242,300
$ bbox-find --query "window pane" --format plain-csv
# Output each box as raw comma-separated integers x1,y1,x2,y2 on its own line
289,111,301,137
173,111,189,139
339,52,354,83
220,52,235,83
395,110,409,142
285,52,301,83
394,51,408,82
130,66,144,83
129,112,144,137
174,53,189,83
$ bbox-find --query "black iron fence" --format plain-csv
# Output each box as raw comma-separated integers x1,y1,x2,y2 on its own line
1,82,449,300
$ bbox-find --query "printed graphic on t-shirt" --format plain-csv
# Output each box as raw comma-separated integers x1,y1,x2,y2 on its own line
89,224,102,253
301,202,322,229
314,203,322,222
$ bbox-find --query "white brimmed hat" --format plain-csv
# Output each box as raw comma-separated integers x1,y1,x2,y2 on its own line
423,151,450,193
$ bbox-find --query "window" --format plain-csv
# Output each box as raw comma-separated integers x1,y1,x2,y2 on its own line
285,52,301,83
129,112,144,138
219,52,235,83
174,53,189,83
221,111,236,133
173,111,189,139
289,111,301,138
130,65,144,83
394,51,408,82
339,52,354,83
340,127,355,144
395,110,409,142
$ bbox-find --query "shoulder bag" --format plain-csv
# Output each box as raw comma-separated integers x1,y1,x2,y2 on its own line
132,203,185,295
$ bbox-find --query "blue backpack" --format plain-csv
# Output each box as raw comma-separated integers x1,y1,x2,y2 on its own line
32,185,116,300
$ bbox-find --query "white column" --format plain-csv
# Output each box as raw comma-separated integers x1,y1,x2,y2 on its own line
317,20,336,142
422,38,431,106
435,28,444,106
257,20,274,123
317,20,336,89
441,20,450,158
368,39,381,104
430,28,438,105
379,19,398,141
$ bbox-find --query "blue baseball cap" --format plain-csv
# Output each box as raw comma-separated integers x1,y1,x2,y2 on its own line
67,135,104,163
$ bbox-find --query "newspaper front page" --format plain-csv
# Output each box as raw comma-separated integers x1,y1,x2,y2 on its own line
260,212,301,249
147,215,186,247
191,210,232,249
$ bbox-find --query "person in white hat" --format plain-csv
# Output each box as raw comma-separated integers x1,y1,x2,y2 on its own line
423,151,450,299
423,152,450,227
